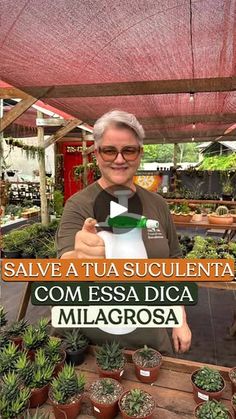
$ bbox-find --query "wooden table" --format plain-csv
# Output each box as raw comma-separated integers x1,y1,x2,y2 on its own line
166,199,236,206
32,349,234,418
174,218,236,241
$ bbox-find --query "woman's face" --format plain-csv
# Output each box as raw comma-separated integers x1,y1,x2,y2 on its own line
95,126,143,189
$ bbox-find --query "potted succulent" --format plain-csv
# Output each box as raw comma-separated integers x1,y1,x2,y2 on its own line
22,318,49,360
0,371,31,419
222,177,234,201
232,394,236,417
63,329,88,366
45,336,66,375
170,202,194,223
192,206,203,222
96,341,126,381
5,319,28,348
208,206,233,225
28,348,54,408
194,400,233,418
132,345,162,384
89,377,123,419
2,228,30,258
119,388,155,419
0,306,8,328
23,409,50,418
229,367,236,394
49,363,86,419
0,341,19,376
191,366,226,404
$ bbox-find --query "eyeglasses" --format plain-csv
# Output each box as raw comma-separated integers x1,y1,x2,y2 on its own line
98,146,141,162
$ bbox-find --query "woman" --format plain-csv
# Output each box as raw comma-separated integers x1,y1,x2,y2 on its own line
56,110,191,355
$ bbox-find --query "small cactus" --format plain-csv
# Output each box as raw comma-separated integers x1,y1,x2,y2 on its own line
216,206,229,216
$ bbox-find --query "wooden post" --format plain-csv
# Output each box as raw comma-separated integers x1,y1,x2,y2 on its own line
37,110,49,225
173,143,178,167
82,130,88,188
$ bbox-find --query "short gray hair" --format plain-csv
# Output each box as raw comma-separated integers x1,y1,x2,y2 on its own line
93,110,145,146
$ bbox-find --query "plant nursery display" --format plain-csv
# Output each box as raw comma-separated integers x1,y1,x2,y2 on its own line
185,236,236,260
96,341,126,381
191,366,225,403
194,400,233,418
49,363,86,419
89,377,123,418
63,329,88,365
119,388,155,419
132,345,162,383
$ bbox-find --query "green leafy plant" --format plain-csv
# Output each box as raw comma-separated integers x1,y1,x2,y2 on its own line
195,400,230,418
232,394,236,406
100,378,116,395
96,341,125,371
50,364,85,404
6,319,28,338
14,351,33,386
23,409,50,418
63,330,88,352
216,205,229,216
134,345,162,368
0,371,31,419
0,306,8,327
120,389,155,417
45,336,62,364
193,366,224,392
29,349,54,389
53,190,64,217
0,342,19,375
22,319,49,351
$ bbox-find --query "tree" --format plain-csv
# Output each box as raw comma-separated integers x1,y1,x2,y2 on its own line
142,143,198,164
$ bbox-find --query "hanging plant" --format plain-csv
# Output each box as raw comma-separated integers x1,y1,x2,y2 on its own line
73,161,100,183
5,138,44,160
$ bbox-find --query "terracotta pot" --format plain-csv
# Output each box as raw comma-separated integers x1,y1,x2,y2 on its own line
97,364,125,382
50,394,82,419
132,349,162,384
26,348,36,361
208,215,234,225
66,345,87,366
53,350,66,376
194,402,234,418
229,367,236,395
10,336,23,349
191,370,226,404
192,214,203,222
119,390,155,419
172,214,193,223
29,383,49,408
89,378,123,419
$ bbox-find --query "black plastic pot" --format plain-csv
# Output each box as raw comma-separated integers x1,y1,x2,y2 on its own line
222,194,233,201
3,250,22,258
66,346,87,366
